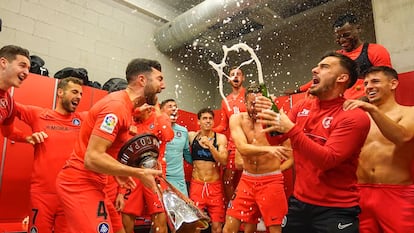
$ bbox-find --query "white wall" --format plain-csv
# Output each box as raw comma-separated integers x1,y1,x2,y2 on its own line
0,0,216,112
372,0,414,73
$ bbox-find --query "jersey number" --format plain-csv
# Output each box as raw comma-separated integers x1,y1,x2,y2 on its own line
124,189,132,200
31,208,38,224
97,201,108,220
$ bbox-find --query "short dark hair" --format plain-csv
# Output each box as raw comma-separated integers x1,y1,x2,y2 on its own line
333,13,358,28
197,108,214,119
160,99,176,109
321,51,358,88
125,58,161,83
363,66,398,80
0,45,30,62
57,77,83,90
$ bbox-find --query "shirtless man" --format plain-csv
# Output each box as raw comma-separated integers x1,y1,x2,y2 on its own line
343,66,414,233
189,108,228,233
223,82,292,233
213,67,246,204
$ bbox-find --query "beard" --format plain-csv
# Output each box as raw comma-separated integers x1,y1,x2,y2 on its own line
62,98,75,113
144,85,157,105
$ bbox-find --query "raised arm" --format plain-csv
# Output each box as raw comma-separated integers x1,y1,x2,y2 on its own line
209,133,228,165
344,100,414,145
229,113,290,160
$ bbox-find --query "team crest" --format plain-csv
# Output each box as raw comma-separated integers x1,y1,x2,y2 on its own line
30,226,38,233
100,114,118,134
72,118,81,126
149,123,155,130
97,222,110,233
0,98,7,108
322,116,333,129
281,216,287,228
176,131,182,137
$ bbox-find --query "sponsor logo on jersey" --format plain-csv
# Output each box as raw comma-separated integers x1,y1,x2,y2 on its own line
97,222,110,233
72,118,81,126
322,116,333,129
100,114,118,134
297,108,310,117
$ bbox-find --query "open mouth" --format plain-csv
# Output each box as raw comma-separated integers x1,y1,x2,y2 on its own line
18,74,26,82
71,100,79,107
367,90,377,98
311,77,320,87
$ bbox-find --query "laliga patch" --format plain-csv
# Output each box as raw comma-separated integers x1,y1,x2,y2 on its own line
30,226,38,233
100,114,118,134
97,222,110,233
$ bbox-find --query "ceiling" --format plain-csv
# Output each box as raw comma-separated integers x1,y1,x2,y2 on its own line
120,0,373,53
117,0,375,93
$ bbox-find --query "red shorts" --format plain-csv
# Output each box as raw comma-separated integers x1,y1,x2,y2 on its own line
359,183,414,233
28,192,67,233
56,168,114,233
226,170,287,226
189,180,225,223
122,177,164,216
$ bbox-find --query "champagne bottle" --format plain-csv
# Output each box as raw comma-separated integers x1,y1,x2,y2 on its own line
259,83,282,136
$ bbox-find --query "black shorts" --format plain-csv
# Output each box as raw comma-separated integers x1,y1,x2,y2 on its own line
282,196,360,233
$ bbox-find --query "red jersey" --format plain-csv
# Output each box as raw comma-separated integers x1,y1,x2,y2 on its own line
0,89,16,125
133,111,174,176
63,90,134,187
15,103,85,193
270,97,370,207
214,87,246,151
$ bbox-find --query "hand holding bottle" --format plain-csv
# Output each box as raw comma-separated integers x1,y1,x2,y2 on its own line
259,83,282,136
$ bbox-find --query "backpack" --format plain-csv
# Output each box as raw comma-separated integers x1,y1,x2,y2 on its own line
54,67,89,85
102,78,128,93
30,55,49,76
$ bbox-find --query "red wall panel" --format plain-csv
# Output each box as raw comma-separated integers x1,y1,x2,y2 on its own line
396,71,414,106
0,74,56,223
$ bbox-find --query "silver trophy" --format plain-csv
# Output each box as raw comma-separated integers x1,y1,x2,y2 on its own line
158,178,210,232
